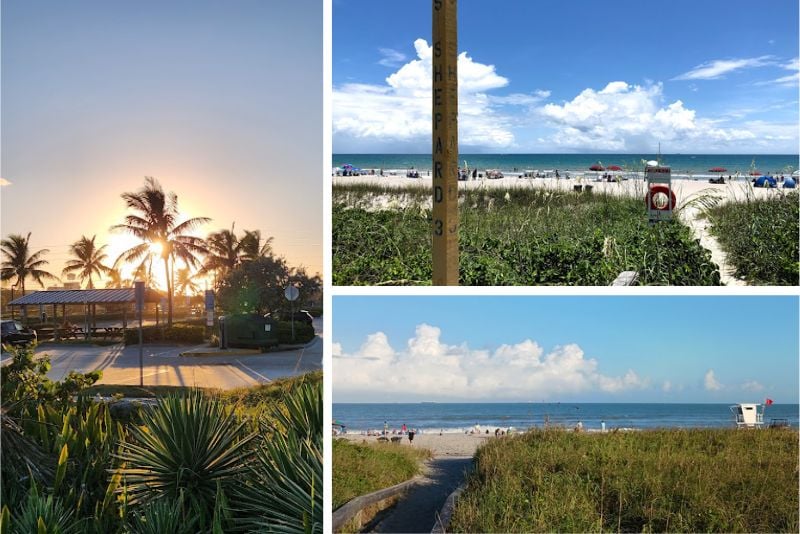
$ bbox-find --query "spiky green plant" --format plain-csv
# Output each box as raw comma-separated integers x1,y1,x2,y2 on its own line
9,484,82,534
123,491,198,534
234,381,323,534
116,391,256,511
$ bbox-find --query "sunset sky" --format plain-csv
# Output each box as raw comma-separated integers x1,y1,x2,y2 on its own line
1,0,322,288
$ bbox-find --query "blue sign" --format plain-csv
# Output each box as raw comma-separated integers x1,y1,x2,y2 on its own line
205,290,215,311
135,281,145,313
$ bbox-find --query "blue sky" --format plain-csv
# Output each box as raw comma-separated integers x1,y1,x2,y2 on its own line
333,296,799,403
333,0,799,153
2,0,322,277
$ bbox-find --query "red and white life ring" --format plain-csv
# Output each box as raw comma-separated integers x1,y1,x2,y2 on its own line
645,184,676,211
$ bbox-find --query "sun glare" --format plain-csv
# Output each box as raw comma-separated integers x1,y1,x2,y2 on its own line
149,241,163,257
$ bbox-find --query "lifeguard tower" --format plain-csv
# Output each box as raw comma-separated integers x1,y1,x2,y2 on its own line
644,160,676,223
730,403,765,428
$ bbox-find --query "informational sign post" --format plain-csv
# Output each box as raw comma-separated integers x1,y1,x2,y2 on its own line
204,290,215,327
134,281,144,387
645,162,675,223
432,0,459,285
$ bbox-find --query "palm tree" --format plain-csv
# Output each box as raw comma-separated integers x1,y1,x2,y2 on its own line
62,235,110,289
104,267,126,289
175,267,201,297
1,233,58,317
239,229,274,261
111,177,210,326
201,224,241,283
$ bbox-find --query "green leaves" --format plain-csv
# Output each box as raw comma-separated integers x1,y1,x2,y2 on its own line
116,391,256,510
333,186,721,286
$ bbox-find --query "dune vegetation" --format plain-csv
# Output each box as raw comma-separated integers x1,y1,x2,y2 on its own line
449,428,798,533
333,184,721,286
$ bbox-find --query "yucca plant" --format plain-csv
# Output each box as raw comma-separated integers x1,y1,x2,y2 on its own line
116,391,256,515
234,381,323,534
7,483,83,534
124,491,198,534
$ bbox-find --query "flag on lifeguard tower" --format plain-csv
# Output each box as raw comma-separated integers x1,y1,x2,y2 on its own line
765,398,774,406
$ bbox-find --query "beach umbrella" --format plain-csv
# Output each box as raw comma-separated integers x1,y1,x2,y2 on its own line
589,164,604,171
749,170,762,176
606,165,622,171
708,167,727,173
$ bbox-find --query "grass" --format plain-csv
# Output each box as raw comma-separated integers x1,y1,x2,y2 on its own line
706,191,799,285
332,438,432,509
333,184,721,285
449,428,799,533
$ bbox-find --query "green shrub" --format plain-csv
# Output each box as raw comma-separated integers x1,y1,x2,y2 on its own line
123,325,205,345
277,320,315,344
707,192,799,285
333,186,720,286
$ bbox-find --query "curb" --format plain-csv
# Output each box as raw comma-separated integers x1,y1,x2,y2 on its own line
180,335,320,357
431,482,467,533
332,476,422,532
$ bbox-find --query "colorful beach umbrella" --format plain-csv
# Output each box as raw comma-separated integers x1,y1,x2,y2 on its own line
589,164,604,171
749,170,762,176
708,167,727,173
606,165,622,171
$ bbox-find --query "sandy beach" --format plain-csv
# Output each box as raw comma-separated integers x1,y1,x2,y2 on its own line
333,174,786,206
338,432,493,457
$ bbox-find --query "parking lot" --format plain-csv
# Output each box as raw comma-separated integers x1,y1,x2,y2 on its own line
4,317,322,390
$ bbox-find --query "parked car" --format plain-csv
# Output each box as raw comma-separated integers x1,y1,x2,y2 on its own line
1,320,37,349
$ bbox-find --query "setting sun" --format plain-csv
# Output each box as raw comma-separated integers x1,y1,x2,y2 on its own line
149,241,163,257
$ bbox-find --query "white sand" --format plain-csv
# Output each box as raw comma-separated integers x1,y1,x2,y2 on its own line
334,175,794,285
339,432,492,457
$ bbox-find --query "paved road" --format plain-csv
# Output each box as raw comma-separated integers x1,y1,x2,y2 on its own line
21,316,323,389
372,457,473,533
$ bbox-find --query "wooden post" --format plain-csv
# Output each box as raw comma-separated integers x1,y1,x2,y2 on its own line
432,0,459,285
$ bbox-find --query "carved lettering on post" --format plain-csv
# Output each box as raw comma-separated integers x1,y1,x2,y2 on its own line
432,0,458,285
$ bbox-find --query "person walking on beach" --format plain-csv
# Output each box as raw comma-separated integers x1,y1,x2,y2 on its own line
408,429,416,445
401,423,407,434
383,421,388,436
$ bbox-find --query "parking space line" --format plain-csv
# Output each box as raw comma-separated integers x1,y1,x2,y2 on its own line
234,359,272,383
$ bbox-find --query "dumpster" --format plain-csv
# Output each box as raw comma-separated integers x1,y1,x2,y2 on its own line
218,313,279,350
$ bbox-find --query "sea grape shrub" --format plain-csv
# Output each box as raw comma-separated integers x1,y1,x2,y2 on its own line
708,192,799,285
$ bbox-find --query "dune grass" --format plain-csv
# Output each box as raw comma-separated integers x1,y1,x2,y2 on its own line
333,184,721,286
449,428,799,533
332,438,432,509
706,191,799,285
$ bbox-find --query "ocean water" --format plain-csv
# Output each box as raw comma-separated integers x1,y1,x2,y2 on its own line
333,403,800,434
333,153,799,179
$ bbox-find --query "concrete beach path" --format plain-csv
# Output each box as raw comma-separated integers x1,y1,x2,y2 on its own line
371,456,473,533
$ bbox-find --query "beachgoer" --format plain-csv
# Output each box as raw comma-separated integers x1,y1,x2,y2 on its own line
575,421,583,432
401,423,407,434
472,168,477,179
555,169,560,178
383,421,388,436
408,429,415,445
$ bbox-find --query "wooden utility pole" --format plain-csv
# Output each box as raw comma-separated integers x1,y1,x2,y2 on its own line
432,0,459,285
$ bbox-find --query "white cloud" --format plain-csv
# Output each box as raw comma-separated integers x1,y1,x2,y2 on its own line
536,81,768,152
741,380,764,392
334,39,548,150
333,324,649,401
704,369,723,391
755,57,800,87
377,48,406,68
0,178,11,186
673,56,775,80
662,380,672,392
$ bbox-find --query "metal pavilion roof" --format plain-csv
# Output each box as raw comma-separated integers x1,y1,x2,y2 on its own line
7,288,164,306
